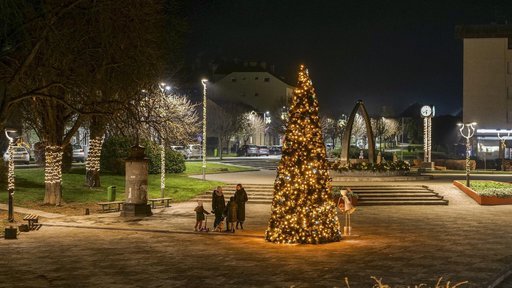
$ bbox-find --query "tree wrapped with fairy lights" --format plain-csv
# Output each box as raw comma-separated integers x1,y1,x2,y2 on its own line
265,65,341,244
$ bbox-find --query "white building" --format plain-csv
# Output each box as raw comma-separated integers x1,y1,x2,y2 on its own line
457,24,512,161
209,61,295,146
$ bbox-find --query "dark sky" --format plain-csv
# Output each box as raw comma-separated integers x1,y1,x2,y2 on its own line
185,0,512,116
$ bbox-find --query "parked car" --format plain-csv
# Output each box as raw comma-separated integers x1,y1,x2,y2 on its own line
72,144,86,162
186,144,202,159
237,144,259,156
3,146,30,164
257,145,270,156
269,145,282,155
170,146,188,158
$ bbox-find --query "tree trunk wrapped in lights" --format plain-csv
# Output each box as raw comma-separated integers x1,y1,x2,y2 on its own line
44,145,63,205
265,65,341,244
85,136,104,187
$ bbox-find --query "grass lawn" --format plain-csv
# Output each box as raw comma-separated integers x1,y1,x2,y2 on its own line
460,180,512,198
0,161,253,216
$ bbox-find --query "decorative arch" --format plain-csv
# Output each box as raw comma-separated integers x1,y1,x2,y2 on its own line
340,100,376,164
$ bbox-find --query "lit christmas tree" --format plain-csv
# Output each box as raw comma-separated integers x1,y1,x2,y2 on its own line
265,64,341,244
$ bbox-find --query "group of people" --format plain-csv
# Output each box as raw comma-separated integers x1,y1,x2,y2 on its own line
194,184,248,233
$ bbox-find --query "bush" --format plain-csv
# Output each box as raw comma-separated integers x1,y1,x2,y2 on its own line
143,140,185,174
101,137,186,175
101,136,132,175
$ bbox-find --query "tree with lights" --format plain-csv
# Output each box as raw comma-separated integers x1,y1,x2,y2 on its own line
265,65,341,244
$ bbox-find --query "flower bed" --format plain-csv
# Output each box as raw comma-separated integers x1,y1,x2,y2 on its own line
329,160,411,175
453,180,512,205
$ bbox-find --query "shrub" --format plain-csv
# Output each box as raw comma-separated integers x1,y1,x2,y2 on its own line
143,140,185,174
101,136,132,175
101,137,186,175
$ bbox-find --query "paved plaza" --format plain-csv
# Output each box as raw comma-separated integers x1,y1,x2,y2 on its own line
1,171,512,287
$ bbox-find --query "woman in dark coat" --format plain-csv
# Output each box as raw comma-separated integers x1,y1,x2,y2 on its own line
211,186,226,229
234,183,248,229
224,196,238,233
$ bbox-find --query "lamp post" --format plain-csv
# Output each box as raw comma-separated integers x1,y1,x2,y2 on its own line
201,79,208,180
157,82,172,198
5,128,17,222
458,122,477,187
497,130,510,171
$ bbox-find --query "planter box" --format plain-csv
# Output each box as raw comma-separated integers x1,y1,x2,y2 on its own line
330,170,407,177
453,181,512,205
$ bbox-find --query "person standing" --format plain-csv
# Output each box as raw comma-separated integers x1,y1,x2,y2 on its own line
224,196,238,233
234,183,248,230
194,201,209,231
211,186,226,230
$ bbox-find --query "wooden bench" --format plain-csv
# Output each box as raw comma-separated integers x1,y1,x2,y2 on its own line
148,197,172,209
96,201,124,212
23,214,39,229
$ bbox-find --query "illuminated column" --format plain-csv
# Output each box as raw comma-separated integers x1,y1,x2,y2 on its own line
423,117,428,163
427,117,432,162
5,129,17,222
201,79,208,180
160,140,165,198
459,122,477,187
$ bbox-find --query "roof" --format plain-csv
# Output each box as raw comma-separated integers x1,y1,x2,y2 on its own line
213,62,296,87
455,24,512,39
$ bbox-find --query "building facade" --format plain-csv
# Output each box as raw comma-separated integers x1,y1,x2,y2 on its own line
209,62,295,146
457,24,512,162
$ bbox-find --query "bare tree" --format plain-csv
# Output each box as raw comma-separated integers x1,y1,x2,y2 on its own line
207,101,246,159
238,112,265,145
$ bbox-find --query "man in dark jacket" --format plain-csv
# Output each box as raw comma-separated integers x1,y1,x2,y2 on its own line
211,186,226,229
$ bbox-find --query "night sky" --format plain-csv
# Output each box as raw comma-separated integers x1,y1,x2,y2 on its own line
186,1,512,117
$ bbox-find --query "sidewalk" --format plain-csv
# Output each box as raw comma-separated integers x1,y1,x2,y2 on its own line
1,175,512,287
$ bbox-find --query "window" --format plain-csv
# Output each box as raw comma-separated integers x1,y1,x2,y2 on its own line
242,77,246,80
231,78,237,82
508,62,512,74
254,93,259,97
264,77,270,82
255,76,259,80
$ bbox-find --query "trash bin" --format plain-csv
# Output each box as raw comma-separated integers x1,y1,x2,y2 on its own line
107,186,116,201
214,148,218,157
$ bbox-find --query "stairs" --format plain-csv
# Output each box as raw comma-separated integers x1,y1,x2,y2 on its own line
195,184,275,204
195,184,449,206
342,185,448,206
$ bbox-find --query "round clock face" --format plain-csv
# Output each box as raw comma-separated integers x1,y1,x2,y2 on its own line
421,105,432,117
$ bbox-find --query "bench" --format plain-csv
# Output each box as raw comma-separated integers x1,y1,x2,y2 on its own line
96,201,124,212
23,214,39,229
148,197,172,209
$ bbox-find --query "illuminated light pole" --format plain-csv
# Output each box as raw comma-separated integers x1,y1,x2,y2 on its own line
459,122,477,187
264,111,271,145
201,79,208,180
158,82,172,198
5,128,17,222
497,130,511,171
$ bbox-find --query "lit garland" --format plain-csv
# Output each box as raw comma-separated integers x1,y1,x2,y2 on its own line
423,117,428,162
7,143,15,191
160,141,165,195
202,79,208,179
265,64,341,244
44,145,63,184
85,137,104,172
427,117,432,162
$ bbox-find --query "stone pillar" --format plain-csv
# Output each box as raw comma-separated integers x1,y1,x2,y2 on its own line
121,145,152,217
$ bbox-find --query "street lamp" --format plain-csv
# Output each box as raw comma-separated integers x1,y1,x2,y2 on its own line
201,79,208,180
5,128,17,222
497,130,511,171
157,82,174,198
264,111,271,145
458,122,477,187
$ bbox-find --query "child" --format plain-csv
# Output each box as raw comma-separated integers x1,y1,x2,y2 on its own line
224,196,238,233
194,201,210,231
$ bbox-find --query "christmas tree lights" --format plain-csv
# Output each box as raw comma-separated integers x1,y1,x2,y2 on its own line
265,65,341,244
44,146,63,184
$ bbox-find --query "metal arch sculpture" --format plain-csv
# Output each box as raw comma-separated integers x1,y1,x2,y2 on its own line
340,100,376,164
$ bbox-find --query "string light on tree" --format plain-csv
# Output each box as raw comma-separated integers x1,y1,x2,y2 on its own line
44,146,64,184
265,65,341,244
85,137,104,173
160,140,165,198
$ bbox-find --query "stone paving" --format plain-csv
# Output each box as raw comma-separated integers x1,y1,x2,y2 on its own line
1,174,512,287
